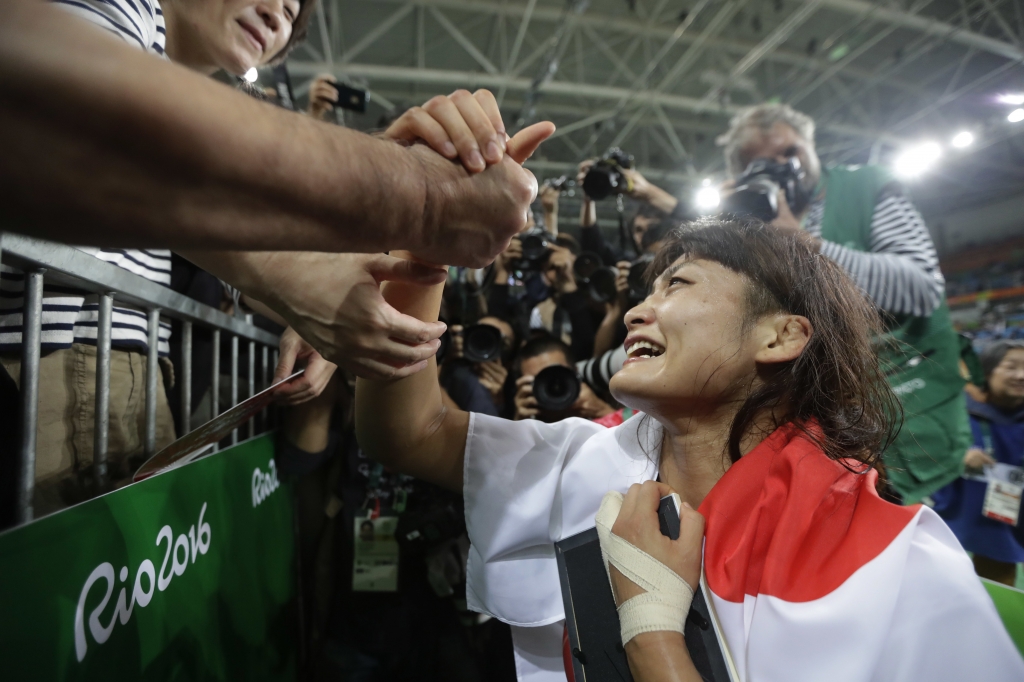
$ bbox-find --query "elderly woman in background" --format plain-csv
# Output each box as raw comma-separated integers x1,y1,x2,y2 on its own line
935,340,1024,586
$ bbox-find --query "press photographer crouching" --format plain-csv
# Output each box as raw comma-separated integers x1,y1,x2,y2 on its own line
513,335,614,422
716,103,967,503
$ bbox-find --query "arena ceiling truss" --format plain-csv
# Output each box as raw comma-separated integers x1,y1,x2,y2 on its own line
283,0,1024,215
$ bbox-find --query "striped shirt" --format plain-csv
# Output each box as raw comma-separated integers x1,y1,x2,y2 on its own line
0,0,171,356
804,190,946,318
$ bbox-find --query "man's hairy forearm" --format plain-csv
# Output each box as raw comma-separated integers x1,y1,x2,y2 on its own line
0,0,425,253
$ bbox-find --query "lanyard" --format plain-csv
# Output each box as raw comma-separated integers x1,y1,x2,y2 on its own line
978,420,994,455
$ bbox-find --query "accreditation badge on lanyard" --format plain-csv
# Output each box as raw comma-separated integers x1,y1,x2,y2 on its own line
981,463,1024,526
352,463,400,592
971,421,1024,526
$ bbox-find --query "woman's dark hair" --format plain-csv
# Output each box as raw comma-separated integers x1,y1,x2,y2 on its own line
980,340,1024,388
270,0,318,64
648,217,901,474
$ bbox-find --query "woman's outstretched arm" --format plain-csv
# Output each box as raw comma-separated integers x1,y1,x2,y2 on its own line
354,123,554,492
354,258,469,492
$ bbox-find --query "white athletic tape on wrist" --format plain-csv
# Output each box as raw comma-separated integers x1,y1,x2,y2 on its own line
595,490,694,646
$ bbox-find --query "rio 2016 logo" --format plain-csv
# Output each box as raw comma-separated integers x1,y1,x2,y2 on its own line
74,503,211,662
252,460,279,508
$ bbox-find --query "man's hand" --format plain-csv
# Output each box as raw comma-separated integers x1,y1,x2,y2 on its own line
608,481,705,605
254,252,448,380
540,184,560,212
413,121,555,267
272,326,338,406
964,447,996,472
572,382,614,420
514,375,538,420
308,74,339,121
474,360,508,404
385,89,506,173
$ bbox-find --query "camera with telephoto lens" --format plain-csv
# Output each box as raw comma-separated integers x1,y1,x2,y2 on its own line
720,157,811,222
582,148,635,201
462,324,503,363
533,365,582,412
517,228,552,272
574,251,620,304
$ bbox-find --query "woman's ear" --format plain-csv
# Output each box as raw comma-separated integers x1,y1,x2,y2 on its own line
754,314,812,365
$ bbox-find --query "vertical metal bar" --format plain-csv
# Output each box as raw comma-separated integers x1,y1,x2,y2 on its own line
260,345,269,434
247,316,255,440
272,349,279,429
211,329,220,452
16,269,44,525
93,293,113,483
181,321,192,435
230,334,239,445
145,309,160,456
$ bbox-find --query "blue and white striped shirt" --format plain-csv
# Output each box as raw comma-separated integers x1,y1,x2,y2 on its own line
804,191,946,318
0,0,172,356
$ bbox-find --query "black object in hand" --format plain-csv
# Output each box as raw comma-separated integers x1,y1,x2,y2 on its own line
332,83,368,113
721,157,810,222
583,148,635,201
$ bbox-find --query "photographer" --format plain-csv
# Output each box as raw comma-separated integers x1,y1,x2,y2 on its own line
512,335,614,422
717,103,967,504
527,242,603,361
576,157,684,264
441,316,516,416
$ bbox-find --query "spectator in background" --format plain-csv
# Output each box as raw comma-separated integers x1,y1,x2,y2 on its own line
934,341,1024,586
512,335,614,422
717,103,967,504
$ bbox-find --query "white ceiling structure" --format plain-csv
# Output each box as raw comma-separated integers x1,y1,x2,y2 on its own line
281,0,1024,228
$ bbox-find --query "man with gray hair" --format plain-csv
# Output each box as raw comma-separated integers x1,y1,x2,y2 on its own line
719,102,969,504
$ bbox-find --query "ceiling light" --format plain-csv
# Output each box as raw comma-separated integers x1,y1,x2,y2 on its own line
702,178,712,186
695,186,721,211
892,142,941,179
243,68,258,83
998,94,1024,106
1009,109,1024,123
950,131,974,148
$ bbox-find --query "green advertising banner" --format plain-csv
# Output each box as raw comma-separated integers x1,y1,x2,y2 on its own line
0,435,296,681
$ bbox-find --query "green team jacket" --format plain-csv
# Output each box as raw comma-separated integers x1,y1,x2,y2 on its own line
820,166,970,503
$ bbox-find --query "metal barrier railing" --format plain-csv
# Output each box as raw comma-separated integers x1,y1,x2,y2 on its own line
0,234,281,526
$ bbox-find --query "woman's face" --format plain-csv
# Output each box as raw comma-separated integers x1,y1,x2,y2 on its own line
989,348,1024,406
610,258,763,419
166,0,301,75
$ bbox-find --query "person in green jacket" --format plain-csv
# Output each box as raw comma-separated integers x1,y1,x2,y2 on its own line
716,103,970,503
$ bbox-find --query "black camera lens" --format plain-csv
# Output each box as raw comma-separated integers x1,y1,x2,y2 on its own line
463,324,503,363
587,266,620,304
582,148,634,201
573,251,603,281
533,365,582,412
519,230,551,270
721,175,780,222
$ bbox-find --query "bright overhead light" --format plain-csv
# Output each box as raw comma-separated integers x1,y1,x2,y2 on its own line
893,142,942,179
701,178,712,186
1009,108,1024,123
950,131,974,148
695,186,721,211
998,93,1024,106
243,68,258,83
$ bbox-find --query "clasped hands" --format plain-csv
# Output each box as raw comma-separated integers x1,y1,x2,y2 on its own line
264,89,553,398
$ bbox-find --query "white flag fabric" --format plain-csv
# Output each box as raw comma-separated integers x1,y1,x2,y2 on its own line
462,412,1024,681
